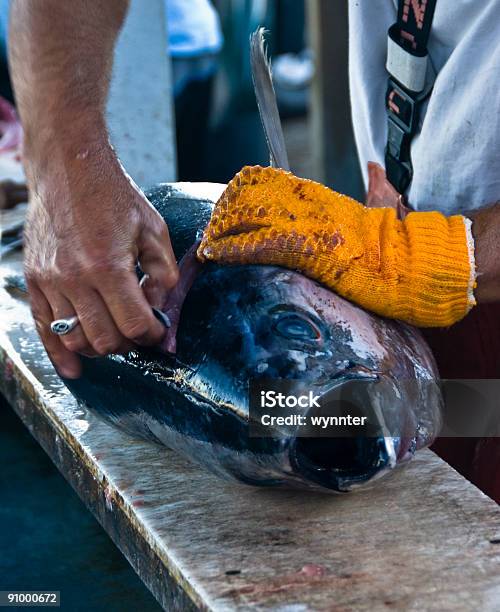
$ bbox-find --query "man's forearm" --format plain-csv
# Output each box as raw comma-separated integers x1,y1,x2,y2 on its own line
472,203,500,303
9,0,129,178
8,0,178,379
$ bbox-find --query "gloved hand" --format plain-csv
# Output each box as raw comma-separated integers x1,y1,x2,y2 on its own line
197,165,476,327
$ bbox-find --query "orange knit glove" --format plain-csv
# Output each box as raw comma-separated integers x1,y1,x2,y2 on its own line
197,166,476,327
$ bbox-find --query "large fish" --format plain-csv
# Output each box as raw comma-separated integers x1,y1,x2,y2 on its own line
63,179,442,492
63,30,443,493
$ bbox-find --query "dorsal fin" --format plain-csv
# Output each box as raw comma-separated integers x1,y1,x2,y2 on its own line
250,28,290,171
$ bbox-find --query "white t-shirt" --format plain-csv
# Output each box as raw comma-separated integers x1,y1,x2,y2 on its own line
348,0,500,214
167,0,223,58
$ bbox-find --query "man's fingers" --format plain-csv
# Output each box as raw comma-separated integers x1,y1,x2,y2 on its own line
99,273,166,346
43,288,95,356
67,288,135,356
139,225,179,307
26,281,82,379
139,274,167,310
43,285,135,358
36,268,164,364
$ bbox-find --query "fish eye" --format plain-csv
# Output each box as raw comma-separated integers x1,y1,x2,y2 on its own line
273,314,321,341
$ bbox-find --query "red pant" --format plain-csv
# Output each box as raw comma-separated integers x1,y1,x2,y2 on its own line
424,304,500,503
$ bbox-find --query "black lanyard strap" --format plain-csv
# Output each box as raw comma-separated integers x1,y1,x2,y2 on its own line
385,0,438,194
396,0,437,52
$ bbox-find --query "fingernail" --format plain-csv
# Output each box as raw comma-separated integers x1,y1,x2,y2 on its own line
58,366,80,379
152,308,171,329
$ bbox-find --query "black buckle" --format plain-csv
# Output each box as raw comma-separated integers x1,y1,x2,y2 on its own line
386,117,411,162
386,78,419,134
385,79,418,193
385,149,413,194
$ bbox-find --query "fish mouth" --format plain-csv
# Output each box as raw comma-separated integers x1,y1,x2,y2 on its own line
289,378,402,491
290,436,396,492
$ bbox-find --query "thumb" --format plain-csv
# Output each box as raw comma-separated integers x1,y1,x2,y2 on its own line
138,225,179,308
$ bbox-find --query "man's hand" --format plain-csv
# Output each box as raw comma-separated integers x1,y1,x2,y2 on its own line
24,144,178,379
9,0,178,378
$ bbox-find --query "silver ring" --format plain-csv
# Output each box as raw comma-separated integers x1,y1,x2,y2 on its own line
50,315,80,336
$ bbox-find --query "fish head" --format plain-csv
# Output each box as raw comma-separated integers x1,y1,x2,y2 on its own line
175,263,442,490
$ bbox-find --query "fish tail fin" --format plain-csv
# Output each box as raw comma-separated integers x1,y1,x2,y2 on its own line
250,28,290,171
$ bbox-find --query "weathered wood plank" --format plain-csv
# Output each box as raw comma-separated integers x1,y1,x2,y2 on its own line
1,248,500,611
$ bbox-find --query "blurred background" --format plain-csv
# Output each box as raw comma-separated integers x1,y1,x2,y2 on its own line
170,0,363,201
0,0,364,203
